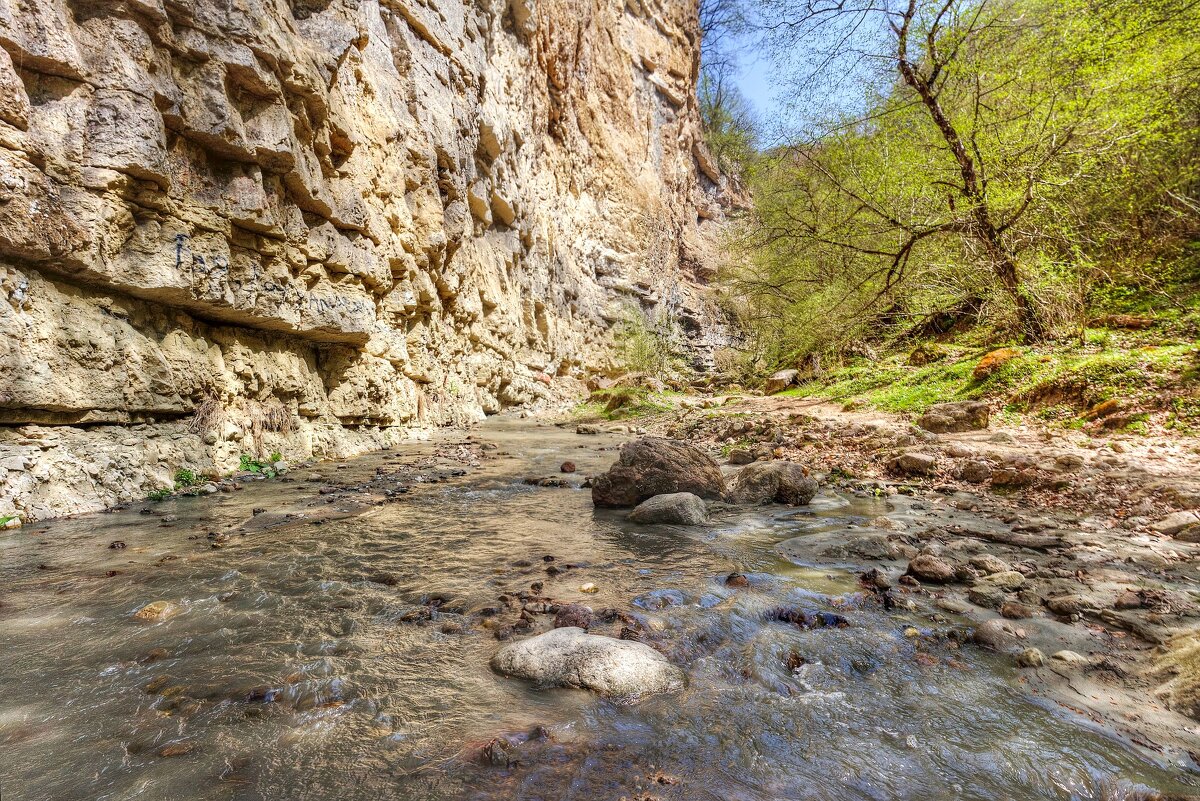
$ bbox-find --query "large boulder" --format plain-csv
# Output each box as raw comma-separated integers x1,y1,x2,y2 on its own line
490,627,684,697
764,369,799,395
629,492,708,525
917,401,990,433
591,437,725,508
728,461,818,505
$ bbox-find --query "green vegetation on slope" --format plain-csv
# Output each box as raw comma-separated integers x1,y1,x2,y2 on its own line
702,0,1199,384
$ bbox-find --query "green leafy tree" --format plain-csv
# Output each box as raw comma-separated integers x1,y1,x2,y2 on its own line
729,0,1199,355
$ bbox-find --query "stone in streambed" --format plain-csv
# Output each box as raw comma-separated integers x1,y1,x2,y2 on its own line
727,461,818,505
591,438,725,508
490,627,684,697
628,492,708,525
972,618,1025,651
133,600,181,622
905,554,956,584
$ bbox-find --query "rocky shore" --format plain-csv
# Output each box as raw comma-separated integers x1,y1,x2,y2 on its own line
563,392,1200,770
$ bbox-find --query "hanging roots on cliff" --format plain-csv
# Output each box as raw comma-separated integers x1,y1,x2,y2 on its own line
187,394,295,454
188,395,224,437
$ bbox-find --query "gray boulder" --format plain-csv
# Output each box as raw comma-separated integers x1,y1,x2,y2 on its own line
894,451,937,476
728,461,818,505
764,369,799,395
490,627,684,697
629,492,708,525
591,437,726,508
917,401,990,433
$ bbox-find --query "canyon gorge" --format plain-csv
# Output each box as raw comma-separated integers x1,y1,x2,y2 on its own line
0,0,725,521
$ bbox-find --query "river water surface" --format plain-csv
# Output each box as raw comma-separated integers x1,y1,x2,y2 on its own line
0,418,1194,800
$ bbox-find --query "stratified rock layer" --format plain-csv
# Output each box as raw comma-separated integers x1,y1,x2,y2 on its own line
0,0,723,520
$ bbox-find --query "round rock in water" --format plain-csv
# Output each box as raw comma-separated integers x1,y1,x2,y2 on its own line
628,492,708,525
490,627,684,697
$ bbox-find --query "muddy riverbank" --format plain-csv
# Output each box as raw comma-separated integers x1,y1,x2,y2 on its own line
0,415,1197,800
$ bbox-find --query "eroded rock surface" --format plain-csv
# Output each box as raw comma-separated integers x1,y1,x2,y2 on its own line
0,0,723,521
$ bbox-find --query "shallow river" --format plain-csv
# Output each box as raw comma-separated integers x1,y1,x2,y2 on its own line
0,418,1194,800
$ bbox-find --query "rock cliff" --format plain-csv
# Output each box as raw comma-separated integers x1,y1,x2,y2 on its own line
0,0,723,520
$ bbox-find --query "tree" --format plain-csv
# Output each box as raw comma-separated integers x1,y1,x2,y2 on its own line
733,0,1200,348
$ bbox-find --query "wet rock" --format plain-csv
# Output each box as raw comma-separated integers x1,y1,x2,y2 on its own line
727,461,818,505
490,627,684,697
859,567,892,590
917,401,990,433
553,604,593,630
906,554,956,584
576,425,600,435
724,573,750,588
108,540,126,550
1016,647,1045,668
158,741,195,758
628,492,708,525
765,607,850,629
367,572,399,586
133,600,181,622
894,452,936,476
481,737,517,766
972,618,1025,651
560,461,576,474
764,368,799,395
591,437,726,508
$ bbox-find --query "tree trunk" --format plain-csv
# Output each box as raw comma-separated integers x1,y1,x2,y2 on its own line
894,6,1048,343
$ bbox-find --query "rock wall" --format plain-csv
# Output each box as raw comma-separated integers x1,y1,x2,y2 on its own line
0,0,724,520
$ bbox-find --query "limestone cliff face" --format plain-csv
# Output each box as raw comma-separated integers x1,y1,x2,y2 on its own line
0,0,722,520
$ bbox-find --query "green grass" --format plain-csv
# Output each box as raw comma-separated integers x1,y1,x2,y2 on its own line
146,488,172,502
575,387,677,421
781,340,1200,425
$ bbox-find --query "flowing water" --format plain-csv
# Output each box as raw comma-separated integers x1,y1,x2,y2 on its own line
0,418,1194,801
